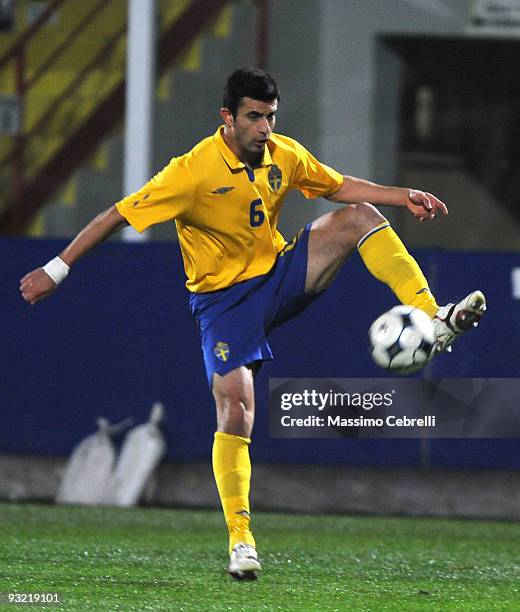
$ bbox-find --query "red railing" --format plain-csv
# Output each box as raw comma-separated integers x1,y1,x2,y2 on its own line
0,0,68,71
0,0,68,204
255,0,269,69
0,0,127,224
0,0,267,234
0,1,125,189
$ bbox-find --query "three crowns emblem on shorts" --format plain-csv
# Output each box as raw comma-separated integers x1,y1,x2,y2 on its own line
214,341,230,362
268,164,282,192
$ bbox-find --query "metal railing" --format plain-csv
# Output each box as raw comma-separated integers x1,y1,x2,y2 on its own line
0,0,128,221
0,0,265,234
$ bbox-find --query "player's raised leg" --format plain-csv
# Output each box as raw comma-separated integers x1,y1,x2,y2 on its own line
212,366,261,580
306,203,485,351
306,202,438,313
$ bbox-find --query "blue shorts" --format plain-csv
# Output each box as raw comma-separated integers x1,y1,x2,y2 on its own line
189,225,321,387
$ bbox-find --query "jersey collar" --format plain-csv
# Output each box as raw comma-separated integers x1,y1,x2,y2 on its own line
214,126,273,170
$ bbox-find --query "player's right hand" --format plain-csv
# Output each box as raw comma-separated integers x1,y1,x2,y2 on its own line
19,268,57,305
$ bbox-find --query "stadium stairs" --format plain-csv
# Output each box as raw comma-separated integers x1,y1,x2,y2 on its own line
0,0,247,237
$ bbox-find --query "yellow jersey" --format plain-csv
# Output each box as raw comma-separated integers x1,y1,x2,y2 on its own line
116,127,343,293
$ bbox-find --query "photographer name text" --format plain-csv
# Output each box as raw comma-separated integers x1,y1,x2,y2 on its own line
280,414,436,428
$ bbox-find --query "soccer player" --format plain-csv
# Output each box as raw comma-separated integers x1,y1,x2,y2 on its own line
20,67,486,580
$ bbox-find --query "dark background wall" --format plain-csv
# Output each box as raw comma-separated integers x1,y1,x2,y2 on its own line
3,237,519,469
3,0,520,478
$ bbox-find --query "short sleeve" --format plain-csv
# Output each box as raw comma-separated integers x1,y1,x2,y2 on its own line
289,143,344,199
115,155,195,232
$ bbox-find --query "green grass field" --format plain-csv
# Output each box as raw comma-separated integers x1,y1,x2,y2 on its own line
1,503,519,611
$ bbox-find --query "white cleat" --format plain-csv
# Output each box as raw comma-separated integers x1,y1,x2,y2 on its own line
433,289,486,353
228,543,262,580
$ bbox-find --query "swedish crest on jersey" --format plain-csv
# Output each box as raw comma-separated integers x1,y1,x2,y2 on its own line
214,341,230,362
268,164,282,192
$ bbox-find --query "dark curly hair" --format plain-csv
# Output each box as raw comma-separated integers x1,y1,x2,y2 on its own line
223,67,280,118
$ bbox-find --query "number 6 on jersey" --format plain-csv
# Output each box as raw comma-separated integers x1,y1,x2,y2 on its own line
249,198,265,227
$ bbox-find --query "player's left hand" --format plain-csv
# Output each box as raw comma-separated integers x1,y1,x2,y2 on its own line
406,190,448,222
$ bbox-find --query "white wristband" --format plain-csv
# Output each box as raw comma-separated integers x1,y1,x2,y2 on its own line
43,256,70,285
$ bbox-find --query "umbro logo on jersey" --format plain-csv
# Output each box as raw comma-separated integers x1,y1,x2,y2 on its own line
131,193,149,207
211,186,235,194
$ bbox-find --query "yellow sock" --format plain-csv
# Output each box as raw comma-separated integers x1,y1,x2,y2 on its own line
358,222,439,317
212,431,255,554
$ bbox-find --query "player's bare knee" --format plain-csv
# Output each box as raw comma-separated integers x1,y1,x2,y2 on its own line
340,202,386,241
215,396,254,436
214,387,251,411
213,369,255,435
213,368,253,401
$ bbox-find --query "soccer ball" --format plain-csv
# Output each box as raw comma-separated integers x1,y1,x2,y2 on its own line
368,305,436,374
